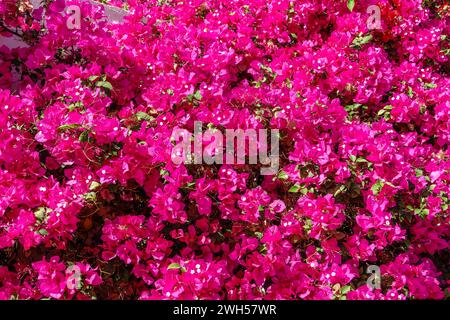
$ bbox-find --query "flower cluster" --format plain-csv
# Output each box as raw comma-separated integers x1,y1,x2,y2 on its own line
0,0,448,299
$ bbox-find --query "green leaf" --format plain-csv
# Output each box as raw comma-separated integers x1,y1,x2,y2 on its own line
160,169,169,177
58,123,81,132
347,0,355,12
415,168,424,177
186,90,203,104
88,75,99,82
82,192,97,202
278,170,289,180
288,184,301,193
420,105,427,114
424,83,437,89
441,48,450,56
89,181,101,191
288,2,295,14
37,229,48,236
184,182,195,188
135,111,153,121
334,185,347,197
351,34,373,49
377,105,393,119
385,181,396,188
371,180,384,195
258,244,267,255
34,207,51,222
344,103,366,120
167,263,181,270
68,101,84,112
341,285,352,295
96,81,113,91
193,90,202,100
344,103,362,112
79,130,89,142
356,157,369,163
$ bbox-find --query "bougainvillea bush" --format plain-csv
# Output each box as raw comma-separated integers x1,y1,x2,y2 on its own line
0,0,449,300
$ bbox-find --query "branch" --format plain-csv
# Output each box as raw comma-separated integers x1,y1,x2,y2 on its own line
0,20,24,39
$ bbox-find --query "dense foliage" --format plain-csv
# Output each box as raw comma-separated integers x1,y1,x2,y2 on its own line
0,0,449,299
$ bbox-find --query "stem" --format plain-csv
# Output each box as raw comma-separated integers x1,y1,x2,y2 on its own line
0,21,23,38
